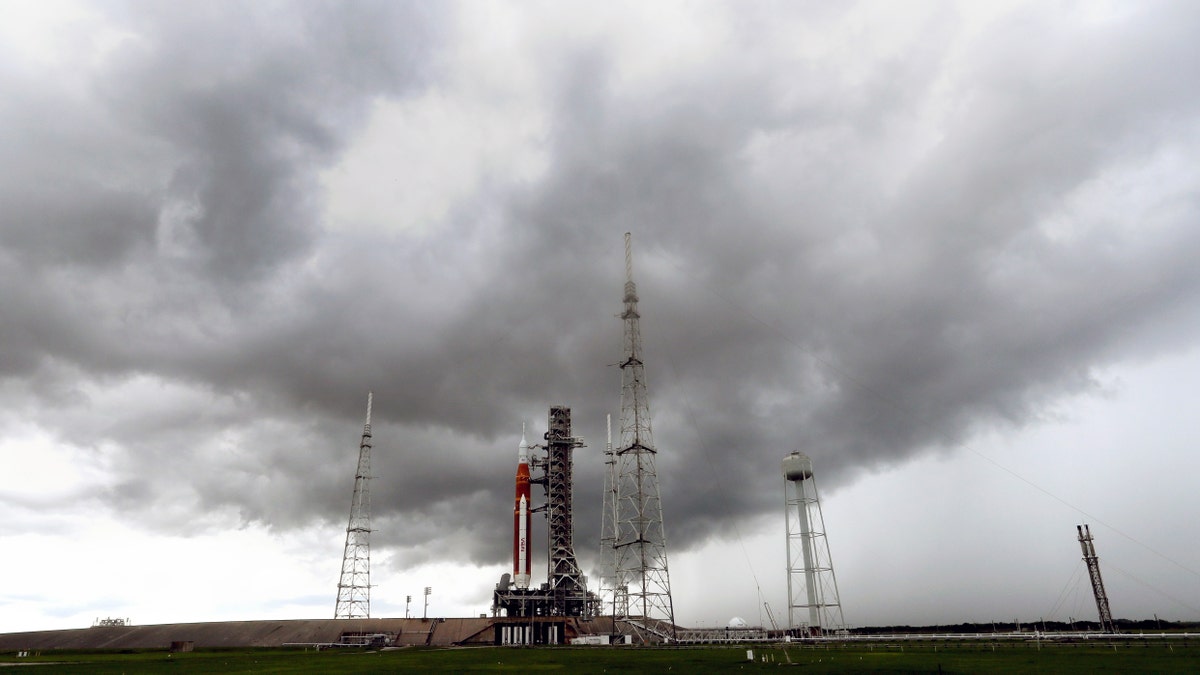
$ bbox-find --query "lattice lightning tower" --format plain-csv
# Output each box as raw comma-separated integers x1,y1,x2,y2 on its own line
610,232,675,635
335,393,373,619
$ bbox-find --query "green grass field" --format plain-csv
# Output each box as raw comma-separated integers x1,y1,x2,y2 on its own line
4,641,1198,673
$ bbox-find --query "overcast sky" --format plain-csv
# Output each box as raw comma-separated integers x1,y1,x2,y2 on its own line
2,0,1199,633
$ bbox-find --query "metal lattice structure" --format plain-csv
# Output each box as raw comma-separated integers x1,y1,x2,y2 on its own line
494,409,600,621
783,452,844,635
335,393,374,619
609,232,675,636
543,406,592,617
1077,524,1117,633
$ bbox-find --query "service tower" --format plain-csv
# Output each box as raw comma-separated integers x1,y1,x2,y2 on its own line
542,406,591,616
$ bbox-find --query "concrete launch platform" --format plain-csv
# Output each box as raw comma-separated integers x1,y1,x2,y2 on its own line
0,616,660,650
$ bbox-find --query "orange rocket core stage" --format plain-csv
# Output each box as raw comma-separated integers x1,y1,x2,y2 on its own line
513,430,532,589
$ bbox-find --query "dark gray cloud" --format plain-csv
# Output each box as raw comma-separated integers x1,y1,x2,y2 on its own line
100,2,433,281
4,1,1200,583
0,0,444,371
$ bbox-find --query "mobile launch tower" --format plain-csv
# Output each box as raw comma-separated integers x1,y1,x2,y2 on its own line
783,451,844,635
335,393,374,619
542,406,592,616
493,406,600,627
603,232,676,637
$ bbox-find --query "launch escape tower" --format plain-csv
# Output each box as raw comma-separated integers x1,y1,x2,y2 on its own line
335,393,374,619
1077,524,1117,633
493,407,599,626
605,232,676,636
783,452,844,635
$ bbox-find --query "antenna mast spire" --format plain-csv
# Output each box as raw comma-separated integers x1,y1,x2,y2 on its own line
607,232,675,638
335,393,374,619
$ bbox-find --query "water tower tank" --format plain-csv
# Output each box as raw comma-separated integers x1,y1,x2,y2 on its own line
782,452,813,481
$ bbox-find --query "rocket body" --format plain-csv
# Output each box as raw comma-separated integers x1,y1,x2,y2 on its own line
513,429,532,589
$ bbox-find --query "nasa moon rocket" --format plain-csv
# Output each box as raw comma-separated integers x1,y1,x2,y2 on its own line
513,426,532,589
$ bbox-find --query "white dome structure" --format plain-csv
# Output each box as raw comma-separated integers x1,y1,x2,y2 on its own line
726,617,748,629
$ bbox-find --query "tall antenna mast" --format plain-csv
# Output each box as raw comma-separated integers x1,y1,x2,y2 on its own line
335,393,373,619
1077,524,1116,633
609,232,675,638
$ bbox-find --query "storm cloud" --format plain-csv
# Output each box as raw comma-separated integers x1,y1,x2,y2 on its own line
3,0,1200,609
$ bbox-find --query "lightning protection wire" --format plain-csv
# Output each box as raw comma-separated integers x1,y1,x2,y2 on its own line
1104,561,1200,618
1045,563,1084,621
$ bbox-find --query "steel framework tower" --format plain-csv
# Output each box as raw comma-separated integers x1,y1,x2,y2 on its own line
335,393,374,619
610,232,675,635
1077,524,1117,633
494,409,600,622
542,406,592,616
783,452,844,635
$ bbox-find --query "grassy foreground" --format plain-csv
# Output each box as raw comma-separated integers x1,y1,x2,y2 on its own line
3,641,1198,673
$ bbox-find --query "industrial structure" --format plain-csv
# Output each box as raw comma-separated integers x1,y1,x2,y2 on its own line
15,232,1179,654
603,232,676,637
783,451,844,635
334,393,374,619
492,406,601,643
542,407,594,617
1077,524,1117,633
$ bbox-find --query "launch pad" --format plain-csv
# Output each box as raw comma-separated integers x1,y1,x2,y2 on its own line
317,234,665,646
492,406,601,626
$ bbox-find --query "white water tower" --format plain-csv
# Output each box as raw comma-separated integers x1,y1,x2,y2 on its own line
783,452,844,635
